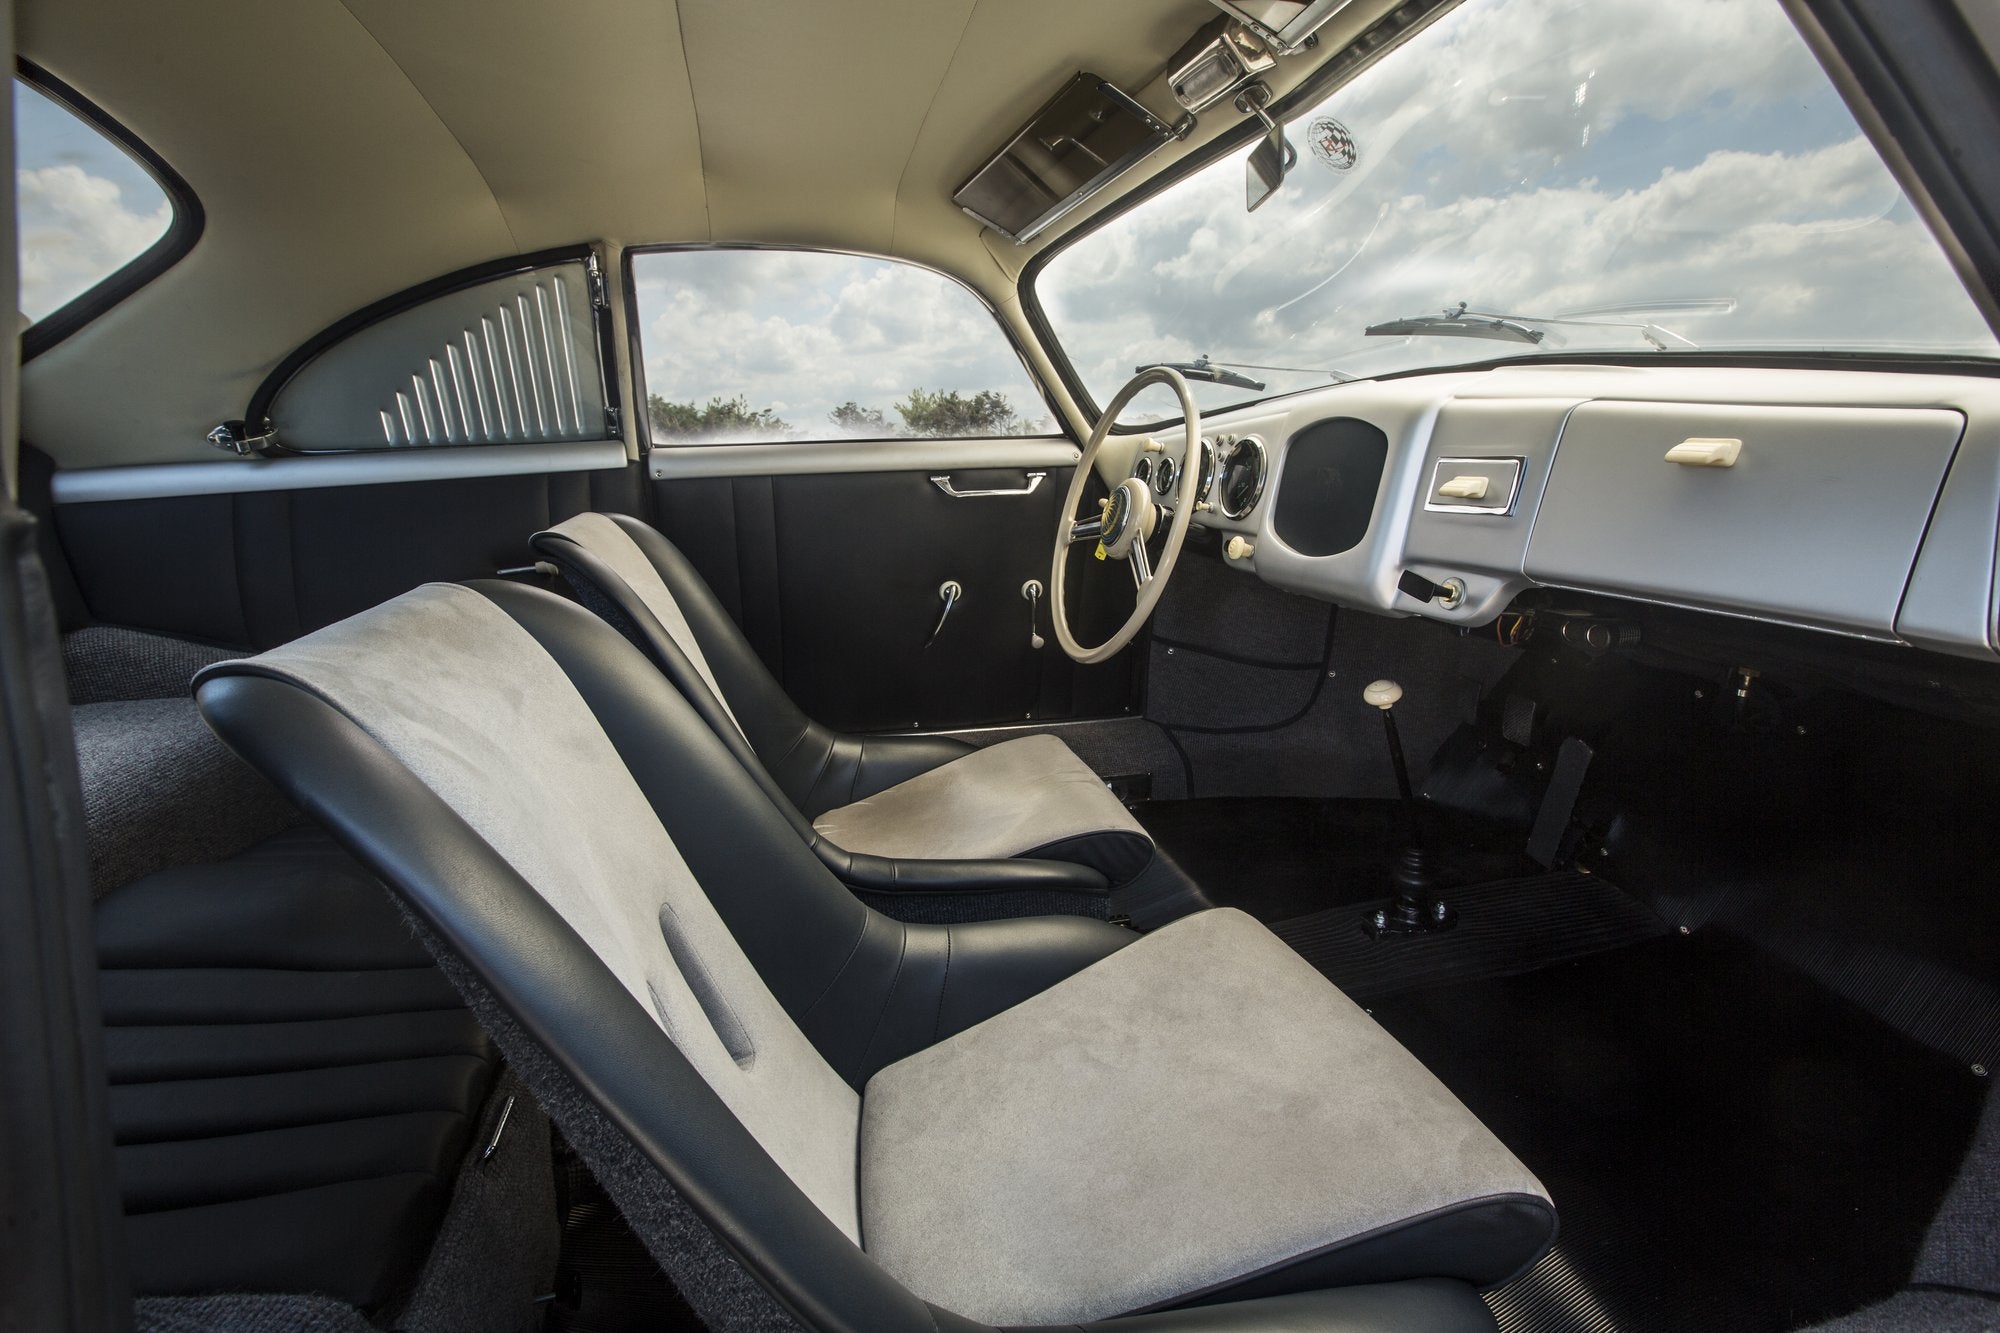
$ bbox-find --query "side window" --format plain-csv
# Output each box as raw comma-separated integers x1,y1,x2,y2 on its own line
630,249,1057,445
256,255,618,453
14,74,176,328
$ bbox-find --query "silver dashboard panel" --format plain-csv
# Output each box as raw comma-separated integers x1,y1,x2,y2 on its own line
1526,401,1963,638
1181,364,2000,661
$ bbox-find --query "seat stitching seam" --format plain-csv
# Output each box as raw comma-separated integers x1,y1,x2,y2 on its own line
932,927,953,1045
858,930,910,1073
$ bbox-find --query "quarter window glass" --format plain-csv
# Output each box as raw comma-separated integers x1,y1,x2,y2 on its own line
14,77,173,324
631,249,1057,444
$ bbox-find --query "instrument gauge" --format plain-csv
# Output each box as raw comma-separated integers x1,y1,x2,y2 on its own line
1217,436,1268,519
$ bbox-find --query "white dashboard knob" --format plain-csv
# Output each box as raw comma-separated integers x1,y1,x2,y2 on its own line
1224,535,1256,561
1363,679,1403,710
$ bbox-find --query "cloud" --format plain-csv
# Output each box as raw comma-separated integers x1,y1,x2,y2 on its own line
1034,0,1997,416
17,163,172,321
634,250,1056,439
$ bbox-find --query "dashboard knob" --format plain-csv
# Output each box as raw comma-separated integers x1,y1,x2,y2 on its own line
1224,535,1256,561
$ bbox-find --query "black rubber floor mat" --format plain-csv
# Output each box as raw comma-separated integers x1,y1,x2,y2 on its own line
1271,871,1670,1001
1368,934,1988,1333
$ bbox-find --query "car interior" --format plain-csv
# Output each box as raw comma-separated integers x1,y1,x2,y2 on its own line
2,1,1999,1331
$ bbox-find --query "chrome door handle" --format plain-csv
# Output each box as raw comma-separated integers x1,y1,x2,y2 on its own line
930,471,1047,498
926,580,963,648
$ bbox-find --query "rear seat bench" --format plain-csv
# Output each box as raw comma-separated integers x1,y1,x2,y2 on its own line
69,625,556,1330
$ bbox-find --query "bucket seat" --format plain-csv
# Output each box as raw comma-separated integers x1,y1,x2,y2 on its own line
531,512,1154,917
195,580,1554,1331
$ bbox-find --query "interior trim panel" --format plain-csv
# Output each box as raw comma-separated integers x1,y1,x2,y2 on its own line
1176,365,2000,661
647,438,1082,481
49,441,631,504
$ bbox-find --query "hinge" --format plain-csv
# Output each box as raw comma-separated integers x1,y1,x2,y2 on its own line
206,420,278,456
586,252,610,310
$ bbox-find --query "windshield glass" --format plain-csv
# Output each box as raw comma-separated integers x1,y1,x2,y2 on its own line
1032,0,2000,421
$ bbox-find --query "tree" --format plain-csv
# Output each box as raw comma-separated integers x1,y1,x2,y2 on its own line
894,388,1020,438
648,393,791,440
828,401,889,435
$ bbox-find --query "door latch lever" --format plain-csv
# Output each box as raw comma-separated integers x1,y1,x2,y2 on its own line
926,580,963,648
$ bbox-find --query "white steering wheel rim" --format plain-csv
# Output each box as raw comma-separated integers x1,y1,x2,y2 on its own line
1051,366,1202,664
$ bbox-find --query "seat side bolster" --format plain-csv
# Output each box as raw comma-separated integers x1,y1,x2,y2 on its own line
192,670,943,1333
835,733,979,811
1145,1195,1557,1312
1069,1280,1500,1332
839,914,1137,1082
598,514,974,818
528,540,799,817
468,582,874,1014
838,852,1107,896
601,514,822,771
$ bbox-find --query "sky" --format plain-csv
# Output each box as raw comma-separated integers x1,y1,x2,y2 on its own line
14,79,171,322
1037,0,2000,421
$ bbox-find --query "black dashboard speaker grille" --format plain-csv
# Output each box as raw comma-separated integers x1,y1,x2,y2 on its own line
1273,418,1389,557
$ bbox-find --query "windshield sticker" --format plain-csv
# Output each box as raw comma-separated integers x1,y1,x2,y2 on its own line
1308,118,1358,172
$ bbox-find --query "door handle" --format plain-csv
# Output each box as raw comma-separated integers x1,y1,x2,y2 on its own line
926,580,963,648
930,471,1047,498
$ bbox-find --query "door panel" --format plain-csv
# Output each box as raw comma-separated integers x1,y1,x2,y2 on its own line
46,449,647,646
653,458,1140,733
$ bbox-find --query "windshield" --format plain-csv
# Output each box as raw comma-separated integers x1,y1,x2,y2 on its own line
1032,0,2000,422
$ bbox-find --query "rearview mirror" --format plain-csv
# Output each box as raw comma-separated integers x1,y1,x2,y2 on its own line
1239,85,1296,212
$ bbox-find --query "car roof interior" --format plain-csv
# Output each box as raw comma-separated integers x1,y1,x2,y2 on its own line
4,3,2000,1333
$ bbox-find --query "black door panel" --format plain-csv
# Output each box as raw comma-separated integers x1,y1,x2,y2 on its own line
49,459,648,647
654,465,1138,732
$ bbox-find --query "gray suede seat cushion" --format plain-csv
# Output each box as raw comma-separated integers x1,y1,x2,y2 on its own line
811,732,1152,866
859,907,1554,1326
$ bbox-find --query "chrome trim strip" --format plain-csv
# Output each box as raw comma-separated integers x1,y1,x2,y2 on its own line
51,440,630,504
647,438,1081,481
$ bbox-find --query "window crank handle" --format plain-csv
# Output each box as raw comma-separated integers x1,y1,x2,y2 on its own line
1022,579,1045,651
927,580,963,648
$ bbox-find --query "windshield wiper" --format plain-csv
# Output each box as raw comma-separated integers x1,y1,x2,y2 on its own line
1137,356,1267,391
1136,354,1362,391
1365,304,1546,345
1366,301,1707,351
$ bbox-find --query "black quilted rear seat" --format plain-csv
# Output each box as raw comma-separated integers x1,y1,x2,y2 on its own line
95,826,499,1312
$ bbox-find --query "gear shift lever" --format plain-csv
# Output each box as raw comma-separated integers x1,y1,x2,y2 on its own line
1363,679,1457,936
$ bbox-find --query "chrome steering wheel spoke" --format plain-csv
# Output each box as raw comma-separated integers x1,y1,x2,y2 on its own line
1068,516,1104,545
1129,536,1153,588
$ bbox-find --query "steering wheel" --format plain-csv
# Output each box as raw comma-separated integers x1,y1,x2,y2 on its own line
1050,366,1201,664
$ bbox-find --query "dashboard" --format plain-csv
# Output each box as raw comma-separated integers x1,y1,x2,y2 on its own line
1109,363,2000,662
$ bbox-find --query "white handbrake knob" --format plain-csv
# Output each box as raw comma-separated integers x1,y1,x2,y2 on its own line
1224,535,1256,561
1363,679,1403,710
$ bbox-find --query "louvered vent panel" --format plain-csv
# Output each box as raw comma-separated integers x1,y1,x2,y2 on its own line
267,259,611,453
